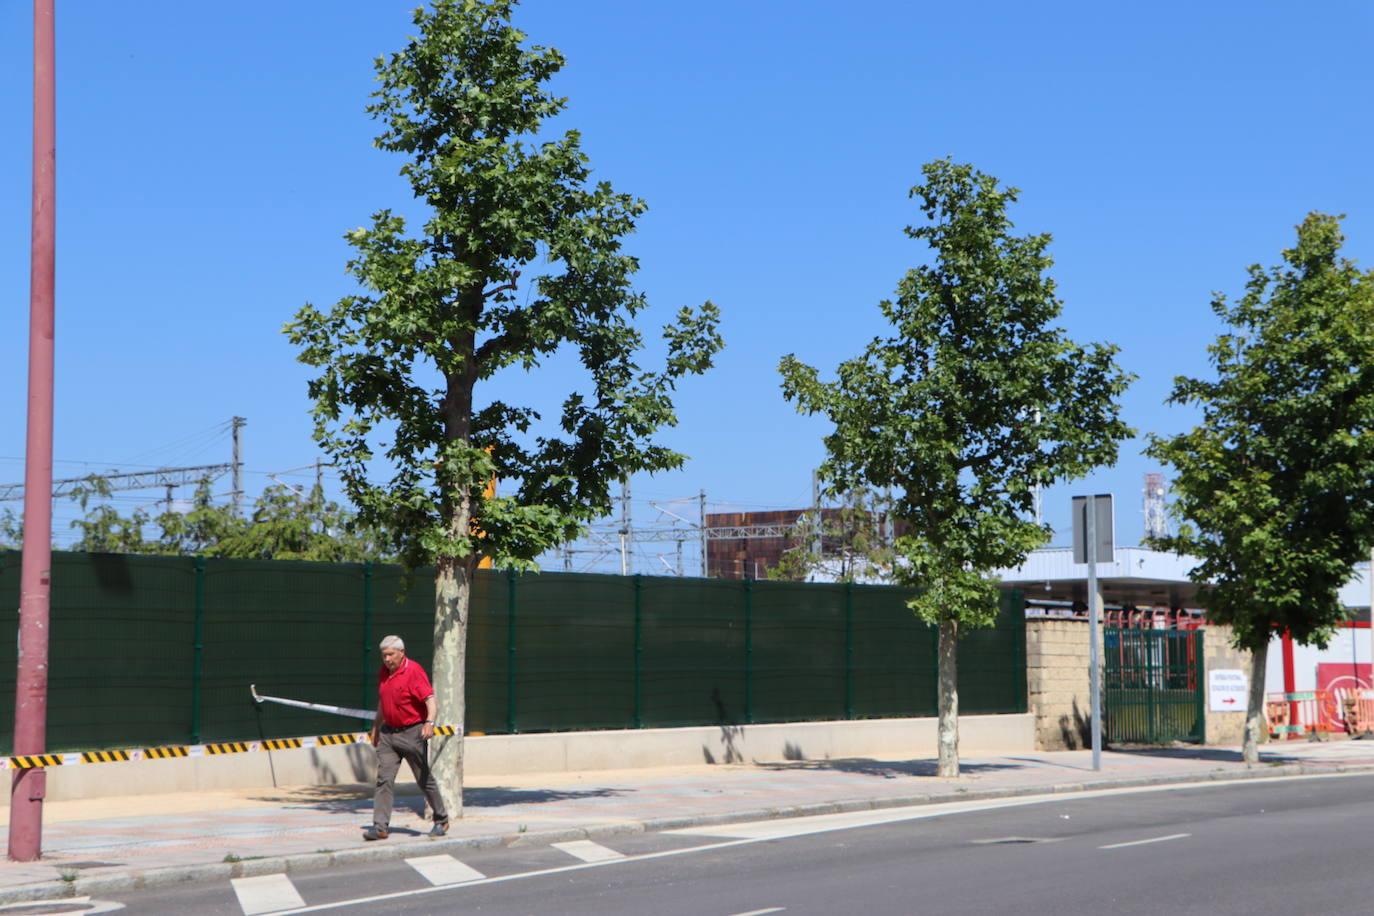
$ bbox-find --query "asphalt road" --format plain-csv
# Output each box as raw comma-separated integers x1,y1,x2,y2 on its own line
59,773,1374,915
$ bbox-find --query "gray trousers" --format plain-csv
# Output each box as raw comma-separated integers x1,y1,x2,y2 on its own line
373,724,447,828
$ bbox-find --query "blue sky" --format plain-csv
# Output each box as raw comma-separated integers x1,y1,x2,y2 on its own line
2,1,1372,569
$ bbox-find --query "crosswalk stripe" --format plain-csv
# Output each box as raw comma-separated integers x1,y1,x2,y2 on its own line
552,839,626,863
232,874,306,915
405,854,486,885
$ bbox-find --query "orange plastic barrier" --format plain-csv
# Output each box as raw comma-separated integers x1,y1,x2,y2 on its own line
1334,688,1374,735
1266,690,1335,739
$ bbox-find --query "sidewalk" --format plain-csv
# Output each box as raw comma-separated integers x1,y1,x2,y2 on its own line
3,739,1374,904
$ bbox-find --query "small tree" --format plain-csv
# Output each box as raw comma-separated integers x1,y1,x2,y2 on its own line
1,507,24,550
780,159,1132,776
215,484,395,562
286,0,721,816
770,489,897,583
65,477,393,562
1146,212,1374,765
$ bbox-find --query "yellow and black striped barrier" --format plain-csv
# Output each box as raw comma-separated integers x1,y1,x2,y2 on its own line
82,749,132,764
1,724,463,770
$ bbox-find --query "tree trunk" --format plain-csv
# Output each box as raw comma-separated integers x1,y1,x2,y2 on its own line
431,349,478,817
431,550,471,818
937,615,959,778
1242,639,1269,766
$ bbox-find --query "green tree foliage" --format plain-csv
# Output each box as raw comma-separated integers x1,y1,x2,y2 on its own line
769,489,897,584
780,159,1132,776
1146,212,1374,763
217,483,394,562
285,0,721,815
65,477,392,562
0,507,22,549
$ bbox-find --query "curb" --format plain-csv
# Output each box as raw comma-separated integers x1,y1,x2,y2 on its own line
4,761,1372,905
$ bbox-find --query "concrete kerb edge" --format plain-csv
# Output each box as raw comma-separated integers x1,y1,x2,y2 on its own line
6,761,1373,905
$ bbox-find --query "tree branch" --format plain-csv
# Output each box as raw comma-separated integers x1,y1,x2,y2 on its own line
482,270,520,300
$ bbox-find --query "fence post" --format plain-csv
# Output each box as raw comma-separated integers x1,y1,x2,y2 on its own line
1147,633,1158,742
744,577,754,725
844,581,855,720
1194,630,1206,743
506,566,517,735
633,574,643,729
190,555,206,744
361,561,373,710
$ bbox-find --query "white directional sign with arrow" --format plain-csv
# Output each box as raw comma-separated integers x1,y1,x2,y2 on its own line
1209,669,1248,712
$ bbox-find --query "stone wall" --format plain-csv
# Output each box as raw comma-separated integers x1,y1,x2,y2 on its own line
1202,625,1251,745
1025,618,1254,750
1025,618,1094,750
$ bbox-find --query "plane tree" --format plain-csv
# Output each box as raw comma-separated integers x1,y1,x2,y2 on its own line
286,0,721,815
1146,212,1374,764
780,159,1132,776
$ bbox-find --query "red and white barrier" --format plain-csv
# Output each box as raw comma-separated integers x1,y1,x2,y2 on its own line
1266,690,1335,739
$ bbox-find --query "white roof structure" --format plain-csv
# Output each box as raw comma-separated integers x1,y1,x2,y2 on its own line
995,546,1372,614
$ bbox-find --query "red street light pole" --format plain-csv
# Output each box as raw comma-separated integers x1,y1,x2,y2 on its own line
9,0,56,864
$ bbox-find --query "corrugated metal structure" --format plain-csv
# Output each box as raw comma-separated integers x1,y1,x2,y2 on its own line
704,508,810,579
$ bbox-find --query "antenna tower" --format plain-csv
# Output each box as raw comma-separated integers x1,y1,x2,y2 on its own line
1143,472,1169,541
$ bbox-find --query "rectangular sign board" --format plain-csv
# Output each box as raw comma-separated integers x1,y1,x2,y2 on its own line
1209,668,1249,712
1072,494,1114,564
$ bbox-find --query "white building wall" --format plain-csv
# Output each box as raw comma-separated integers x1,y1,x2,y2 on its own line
1265,627,1373,693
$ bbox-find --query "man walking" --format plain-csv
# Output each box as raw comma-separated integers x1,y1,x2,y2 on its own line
366,634,448,840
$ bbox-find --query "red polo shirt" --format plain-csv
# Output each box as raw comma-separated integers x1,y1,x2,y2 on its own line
377,657,435,728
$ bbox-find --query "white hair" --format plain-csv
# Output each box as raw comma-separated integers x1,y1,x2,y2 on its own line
379,635,405,652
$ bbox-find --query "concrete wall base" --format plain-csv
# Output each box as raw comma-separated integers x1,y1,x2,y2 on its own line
4,713,1034,804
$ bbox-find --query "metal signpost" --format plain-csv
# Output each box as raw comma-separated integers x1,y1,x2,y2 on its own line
1073,494,1113,772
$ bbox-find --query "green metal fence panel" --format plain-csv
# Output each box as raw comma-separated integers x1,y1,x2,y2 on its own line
957,589,1028,715
466,568,510,736
0,552,12,747
355,565,509,736
637,575,748,729
0,551,197,752
1104,628,1203,744
750,580,849,723
507,572,637,732
1,550,1029,752
848,583,936,719
199,558,368,743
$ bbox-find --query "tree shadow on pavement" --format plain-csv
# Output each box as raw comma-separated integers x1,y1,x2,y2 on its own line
464,786,626,807
247,783,626,812
246,784,371,812
757,758,1029,778
1104,745,1246,763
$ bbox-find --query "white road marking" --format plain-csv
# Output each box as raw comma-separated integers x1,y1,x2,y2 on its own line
261,772,1369,915
670,802,1022,840
670,771,1368,841
553,839,625,863
232,873,307,915
729,908,786,916
405,853,485,885
1100,832,1191,850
